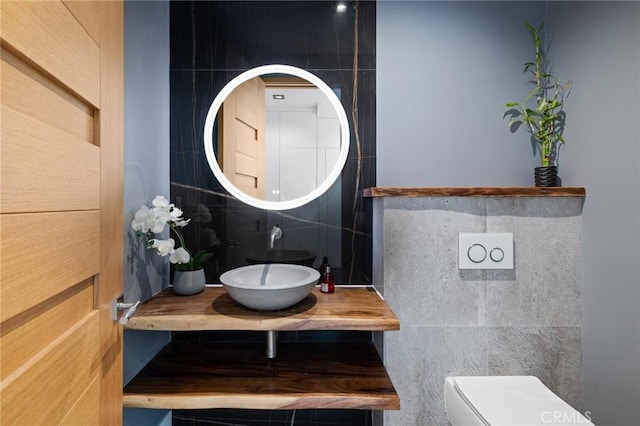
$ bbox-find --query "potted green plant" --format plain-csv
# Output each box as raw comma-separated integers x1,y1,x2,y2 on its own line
504,22,571,187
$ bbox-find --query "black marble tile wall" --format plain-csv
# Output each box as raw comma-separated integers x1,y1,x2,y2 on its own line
170,0,376,286
169,2,377,425
173,409,373,426
171,330,373,344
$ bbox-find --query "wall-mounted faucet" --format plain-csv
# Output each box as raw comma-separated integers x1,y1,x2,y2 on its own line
270,225,282,249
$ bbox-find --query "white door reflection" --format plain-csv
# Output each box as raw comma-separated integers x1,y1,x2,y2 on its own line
265,87,342,202
263,86,342,270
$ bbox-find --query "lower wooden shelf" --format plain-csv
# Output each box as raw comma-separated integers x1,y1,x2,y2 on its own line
123,341,400,411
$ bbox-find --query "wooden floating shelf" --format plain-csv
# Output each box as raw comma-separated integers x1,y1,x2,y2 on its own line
123,341,400,410
125,287,400,332
363,187,586,198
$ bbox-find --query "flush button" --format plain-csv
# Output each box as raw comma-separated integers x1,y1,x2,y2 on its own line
467,244,487,263
458,232,514,269
490,247,505,262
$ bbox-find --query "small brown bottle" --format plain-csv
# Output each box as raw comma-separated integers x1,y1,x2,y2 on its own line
320,263,335,293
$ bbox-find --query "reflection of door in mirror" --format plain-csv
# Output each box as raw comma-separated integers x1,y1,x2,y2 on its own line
218,76,266,199
264,82,341,202
204,66,348,210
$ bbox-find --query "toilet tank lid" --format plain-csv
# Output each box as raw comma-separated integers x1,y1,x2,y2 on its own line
449,376,594,426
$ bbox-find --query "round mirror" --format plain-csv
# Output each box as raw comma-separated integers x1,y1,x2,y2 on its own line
204,65,350,211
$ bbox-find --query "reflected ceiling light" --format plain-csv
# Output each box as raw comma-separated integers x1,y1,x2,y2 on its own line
273,94,285,100
336,3,347,13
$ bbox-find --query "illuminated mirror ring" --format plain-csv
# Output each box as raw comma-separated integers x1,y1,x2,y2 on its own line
203,65,350,211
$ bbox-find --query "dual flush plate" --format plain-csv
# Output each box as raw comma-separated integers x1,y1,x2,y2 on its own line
458,232,514,269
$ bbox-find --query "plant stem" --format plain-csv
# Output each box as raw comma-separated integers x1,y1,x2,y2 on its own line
169,223,187,253
170,223,194,269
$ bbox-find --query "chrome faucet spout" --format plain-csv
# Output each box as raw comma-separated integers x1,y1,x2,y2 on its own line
270,225,282,249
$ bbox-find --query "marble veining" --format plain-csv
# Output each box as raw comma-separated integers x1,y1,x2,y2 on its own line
170,1,376,288
169,2,376,425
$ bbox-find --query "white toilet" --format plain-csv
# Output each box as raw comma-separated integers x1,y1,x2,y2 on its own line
444,376,595,426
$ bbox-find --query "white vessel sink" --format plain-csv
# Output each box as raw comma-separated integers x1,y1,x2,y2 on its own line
220,264,320,311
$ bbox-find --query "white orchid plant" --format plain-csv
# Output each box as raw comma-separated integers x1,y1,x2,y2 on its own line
131,196,212,271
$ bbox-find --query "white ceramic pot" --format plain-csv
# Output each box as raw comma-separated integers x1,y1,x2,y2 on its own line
172,268,206,295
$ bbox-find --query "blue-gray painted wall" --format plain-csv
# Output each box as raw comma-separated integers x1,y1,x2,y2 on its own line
378,1,640,425
123,1,171,424
377,1,544,187
548,3,640,425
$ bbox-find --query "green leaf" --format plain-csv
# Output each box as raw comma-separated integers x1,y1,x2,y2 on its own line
523,86,540,102
174,264,192,272
193,253,214,269
536,99,547,112
525,21,536,35
192,250,208,258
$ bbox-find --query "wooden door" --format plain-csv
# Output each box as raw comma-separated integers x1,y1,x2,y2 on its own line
218,76,266,199
0,1,124,424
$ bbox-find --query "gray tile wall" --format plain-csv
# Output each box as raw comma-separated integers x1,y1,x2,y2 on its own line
373,197,583,426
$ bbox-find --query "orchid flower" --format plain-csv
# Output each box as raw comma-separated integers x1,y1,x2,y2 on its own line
170,247,190,264
131,196,213,271
131,205,153,233
173,218,190,227
149,238,175,257
152,196,170,207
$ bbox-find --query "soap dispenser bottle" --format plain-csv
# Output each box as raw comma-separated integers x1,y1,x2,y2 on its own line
320,259,335,294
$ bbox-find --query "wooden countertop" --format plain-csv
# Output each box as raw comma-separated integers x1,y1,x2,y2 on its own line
363,187,586,198
123,341,400,410
125,287,400,332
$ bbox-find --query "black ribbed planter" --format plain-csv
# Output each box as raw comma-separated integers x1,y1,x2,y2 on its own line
534,166,558,187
